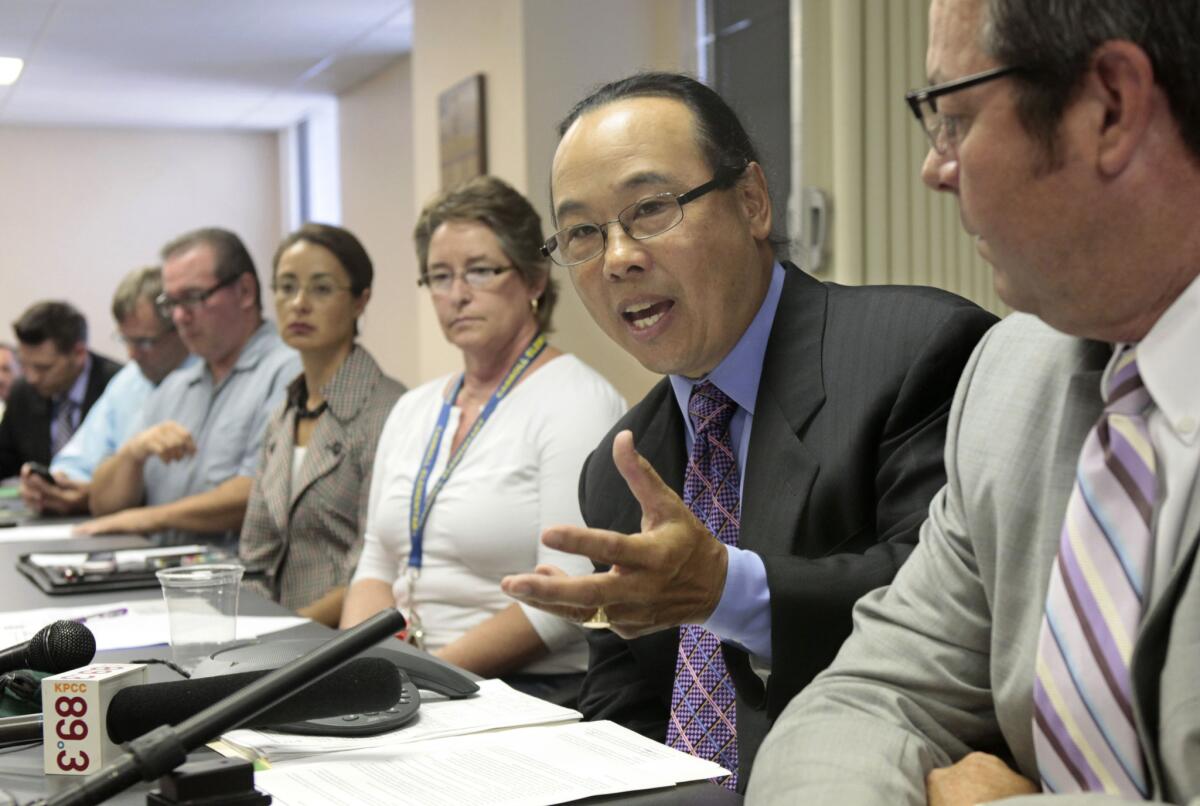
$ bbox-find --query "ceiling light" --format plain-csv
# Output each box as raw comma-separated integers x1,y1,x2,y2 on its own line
0,57,24,86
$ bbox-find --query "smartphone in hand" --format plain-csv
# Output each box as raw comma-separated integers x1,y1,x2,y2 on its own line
26,462,59,486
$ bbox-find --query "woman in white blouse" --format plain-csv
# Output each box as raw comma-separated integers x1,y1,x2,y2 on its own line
341,176,625,699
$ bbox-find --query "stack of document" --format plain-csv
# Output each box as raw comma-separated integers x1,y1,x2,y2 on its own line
252,721,727,806
218,679,581,762
0,522,79,543
0,600,308,651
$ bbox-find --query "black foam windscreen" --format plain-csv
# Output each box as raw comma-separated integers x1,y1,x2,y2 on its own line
106,656,401,744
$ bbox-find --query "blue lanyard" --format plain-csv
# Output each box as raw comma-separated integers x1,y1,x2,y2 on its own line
407,333,548,572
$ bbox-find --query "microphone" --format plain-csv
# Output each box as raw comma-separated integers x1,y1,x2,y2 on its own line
0,621,95,675
4,657,400,748
0,713,42,746
46,608,406,806
106,656,401,743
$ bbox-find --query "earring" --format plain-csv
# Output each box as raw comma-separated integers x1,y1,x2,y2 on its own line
531,298,540,315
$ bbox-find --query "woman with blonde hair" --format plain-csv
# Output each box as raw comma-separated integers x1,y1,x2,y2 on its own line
342,176,624,701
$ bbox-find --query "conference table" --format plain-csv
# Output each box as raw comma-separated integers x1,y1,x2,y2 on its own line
0,512,740,804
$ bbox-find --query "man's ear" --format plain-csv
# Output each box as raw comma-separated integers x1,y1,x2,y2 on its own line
70,340,88,370
237,272,260,311
739,162,773,240
1083,41,1157,177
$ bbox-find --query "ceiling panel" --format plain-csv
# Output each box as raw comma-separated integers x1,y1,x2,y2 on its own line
0,0,411,129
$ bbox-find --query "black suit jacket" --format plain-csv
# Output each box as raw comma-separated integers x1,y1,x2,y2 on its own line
0,351,122,479
576,264,998,788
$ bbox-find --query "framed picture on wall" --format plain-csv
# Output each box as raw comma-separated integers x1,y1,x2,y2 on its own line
438,73,487,190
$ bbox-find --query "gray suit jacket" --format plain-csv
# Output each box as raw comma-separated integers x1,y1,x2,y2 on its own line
239,345,405,611
748,314,1200,805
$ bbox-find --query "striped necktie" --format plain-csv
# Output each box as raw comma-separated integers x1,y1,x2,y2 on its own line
50,397,78,458
1032,347,1156,798
666,381,740,790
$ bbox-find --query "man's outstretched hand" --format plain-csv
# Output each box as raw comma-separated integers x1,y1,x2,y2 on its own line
501,430,728,639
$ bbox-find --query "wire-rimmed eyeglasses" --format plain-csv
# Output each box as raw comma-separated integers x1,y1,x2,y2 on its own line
271,276,353,303
113,328,176,351
541,162,748,267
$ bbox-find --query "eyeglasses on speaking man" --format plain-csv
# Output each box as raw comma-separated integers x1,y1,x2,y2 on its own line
541,162,749,267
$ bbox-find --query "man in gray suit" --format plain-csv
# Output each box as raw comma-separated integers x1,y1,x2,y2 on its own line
749,1,1200,805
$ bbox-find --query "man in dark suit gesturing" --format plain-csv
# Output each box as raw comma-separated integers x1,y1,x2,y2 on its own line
502,72,997,791
0,301,120,480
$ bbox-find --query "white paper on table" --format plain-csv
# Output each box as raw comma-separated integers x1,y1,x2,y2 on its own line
253,720,728,806
25,545,214,567
0,523,79,543
0,600,308,651
221,679,581,761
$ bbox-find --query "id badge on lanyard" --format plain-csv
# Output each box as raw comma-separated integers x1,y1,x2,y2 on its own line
403,333,547,649
404,567,426,650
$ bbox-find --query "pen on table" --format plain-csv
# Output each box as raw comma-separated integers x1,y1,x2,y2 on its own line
73,607,129,624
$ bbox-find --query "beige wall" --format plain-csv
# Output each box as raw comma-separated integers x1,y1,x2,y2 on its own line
397,0,696,404
0,126,281,362
337,57,420,387
410,0,528,385
521,0,696,406
800,0,1005,315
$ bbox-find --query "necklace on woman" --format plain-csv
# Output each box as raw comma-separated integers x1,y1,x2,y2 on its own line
295,400,327,419
288,376,329,420
294,400,326,419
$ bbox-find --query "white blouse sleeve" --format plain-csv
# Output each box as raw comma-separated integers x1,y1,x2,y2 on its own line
351,395,407,586
518,365,628,649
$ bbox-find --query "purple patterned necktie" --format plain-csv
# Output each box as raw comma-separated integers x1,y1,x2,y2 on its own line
50,398,77,458
666,380,740,789
1033,347,1156,797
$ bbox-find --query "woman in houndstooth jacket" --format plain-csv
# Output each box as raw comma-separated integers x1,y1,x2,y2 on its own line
239,223,405,626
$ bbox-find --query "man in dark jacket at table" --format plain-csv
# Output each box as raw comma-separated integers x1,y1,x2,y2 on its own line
0,301,120,481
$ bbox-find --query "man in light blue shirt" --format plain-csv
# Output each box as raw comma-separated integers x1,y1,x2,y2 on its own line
81,228,298,545
20,267,191,515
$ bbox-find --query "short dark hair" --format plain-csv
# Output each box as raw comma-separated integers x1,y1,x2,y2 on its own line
557,72,761,182
272,223,374,296
13,301,87,353
161,227,261,310
414,176,558,332
984,0,1200,164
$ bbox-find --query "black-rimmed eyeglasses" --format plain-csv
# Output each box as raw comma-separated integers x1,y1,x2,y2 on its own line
541,162,748,267
905,65,1022,154
417,266,514,294
155,272,243,317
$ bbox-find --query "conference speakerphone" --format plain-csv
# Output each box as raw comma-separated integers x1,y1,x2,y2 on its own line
269,670,419,737
191,638,478,737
